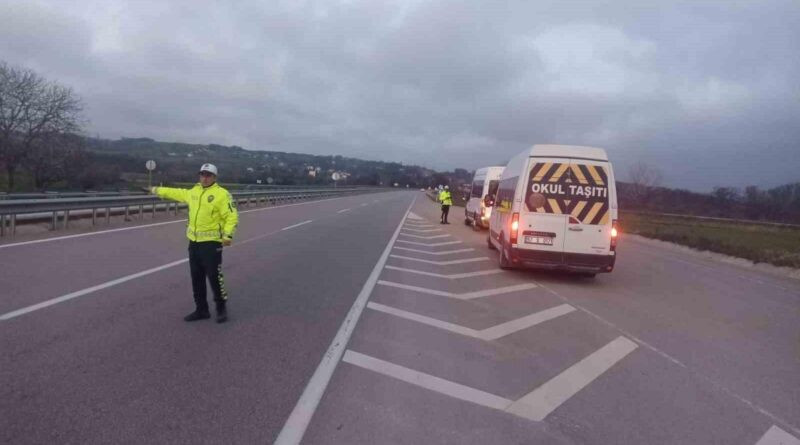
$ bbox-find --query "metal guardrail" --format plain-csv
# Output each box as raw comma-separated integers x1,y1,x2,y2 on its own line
0,187,382,237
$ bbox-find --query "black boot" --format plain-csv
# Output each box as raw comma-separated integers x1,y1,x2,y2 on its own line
184,309,210,322
216,302,228,324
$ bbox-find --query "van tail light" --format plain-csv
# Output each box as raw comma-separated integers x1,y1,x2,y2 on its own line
610,219,619,251
510,213,519,244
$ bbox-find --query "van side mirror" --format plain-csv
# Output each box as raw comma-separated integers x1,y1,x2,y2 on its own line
484,196,494,207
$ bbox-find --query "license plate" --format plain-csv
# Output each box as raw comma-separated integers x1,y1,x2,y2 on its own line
524,235,553,245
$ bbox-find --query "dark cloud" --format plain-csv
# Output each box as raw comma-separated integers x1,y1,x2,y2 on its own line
1,0,798,190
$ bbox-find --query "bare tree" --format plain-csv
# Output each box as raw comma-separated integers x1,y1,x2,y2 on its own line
0,62,83,190
628,161,663,207
24,132,86,190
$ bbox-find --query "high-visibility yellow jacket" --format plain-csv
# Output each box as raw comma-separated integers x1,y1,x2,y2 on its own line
153,183,239,242
438,190,453,205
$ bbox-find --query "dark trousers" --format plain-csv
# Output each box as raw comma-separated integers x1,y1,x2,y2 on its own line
188,241,227,312
441,205,450,223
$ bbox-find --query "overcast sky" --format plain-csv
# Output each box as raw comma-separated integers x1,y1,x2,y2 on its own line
2,0,798,190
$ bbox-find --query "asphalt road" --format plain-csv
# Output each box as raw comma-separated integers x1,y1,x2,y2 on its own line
1,191,799,445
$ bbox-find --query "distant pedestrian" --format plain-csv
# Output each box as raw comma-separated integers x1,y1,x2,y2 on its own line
148,163,239,323
439,185,453,224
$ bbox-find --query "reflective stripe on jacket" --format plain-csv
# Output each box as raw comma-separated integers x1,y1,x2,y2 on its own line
155,183,239,242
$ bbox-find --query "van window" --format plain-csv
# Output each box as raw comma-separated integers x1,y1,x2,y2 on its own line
496,176,518,212
471,181,483,197
487,180,499,198
524,162,610,224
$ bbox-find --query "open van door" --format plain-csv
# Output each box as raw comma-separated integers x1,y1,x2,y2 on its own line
562,161,613,260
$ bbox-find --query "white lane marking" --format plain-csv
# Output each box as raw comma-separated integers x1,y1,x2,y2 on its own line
406,212,423,220
392,247,474,255
377,281,537,300
360,203,369,207
343,350,512,411
389,254,488,265
755,426,800,445
337,208,352,213
507,336,637,421
480,305,576,340
401,228,442,233
368,302,477,337
384,265,503,279
273,196,417,445
368,302,574,340
281,220,312,231
398,233,451,239
395,239,462,246
535,281,800,437
0,259,188,321
0,194,354,250
404,221,432,226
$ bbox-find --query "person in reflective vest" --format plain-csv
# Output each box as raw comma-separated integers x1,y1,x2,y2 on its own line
438,185,453,224
148,163,238,323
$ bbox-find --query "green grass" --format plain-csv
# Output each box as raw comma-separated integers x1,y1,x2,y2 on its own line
620,212,800,269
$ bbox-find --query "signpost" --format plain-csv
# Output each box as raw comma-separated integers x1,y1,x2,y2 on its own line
145,160,156,189
332,172,341,188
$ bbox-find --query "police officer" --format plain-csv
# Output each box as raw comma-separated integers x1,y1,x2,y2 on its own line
438,185,453,224
149,163,239,323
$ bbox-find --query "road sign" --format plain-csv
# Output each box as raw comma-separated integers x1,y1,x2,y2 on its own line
267,177,274,184
332,172,341,181
145,160,156,171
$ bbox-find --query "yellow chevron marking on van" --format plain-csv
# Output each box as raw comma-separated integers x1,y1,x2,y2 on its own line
598,211,610,225
570,164,589,185
583,202,604,224
533,163,553,181
550,163,570,182
548,199,562,214
586,165,605,186
571,200,587,218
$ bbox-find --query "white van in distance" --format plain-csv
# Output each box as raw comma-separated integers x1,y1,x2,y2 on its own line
465,166,504,229
487,145,618,276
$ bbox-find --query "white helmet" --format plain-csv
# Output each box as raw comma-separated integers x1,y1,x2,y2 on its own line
444,185,449,190
199,163,218,175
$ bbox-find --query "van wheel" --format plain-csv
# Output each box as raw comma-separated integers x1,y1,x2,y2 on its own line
498,237,512,270
472,213,481,231
464,217,471,226
487,235,496,250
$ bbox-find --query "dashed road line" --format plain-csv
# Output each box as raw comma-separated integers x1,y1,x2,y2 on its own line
755,425,800,445
337,208,352,213
367,302,575,340
507,336,638,421
377,281,537,300
281,220,313,231
395,240,462,247
392,247,474,255
384,265,503,279
401,228,443,233
398,233,451,239
389,254,488,265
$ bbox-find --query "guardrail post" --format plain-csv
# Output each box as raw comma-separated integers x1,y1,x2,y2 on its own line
51,211,57,231
65,210,70,229
151,203,156,218
139,204,144,220
10,214,16,236
124,206,129,221
1,214,5,237
92,208,97,226
105,207,111,224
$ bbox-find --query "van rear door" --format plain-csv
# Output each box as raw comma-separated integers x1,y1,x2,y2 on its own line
562,160,612,257
517,160,569,257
